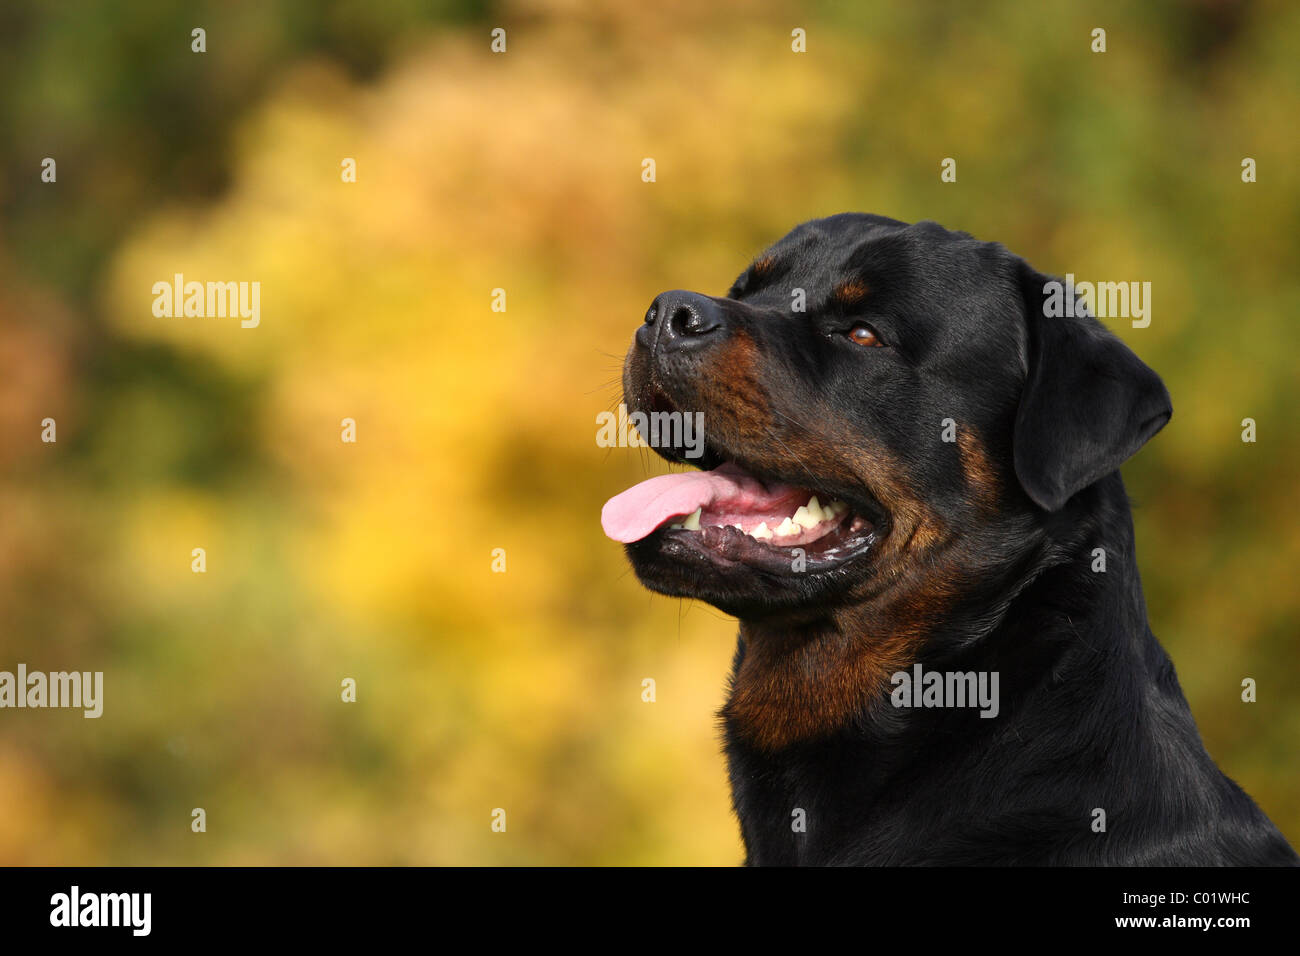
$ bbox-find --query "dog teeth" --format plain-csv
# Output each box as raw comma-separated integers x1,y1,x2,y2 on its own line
666,497,852,541
793,497,822,529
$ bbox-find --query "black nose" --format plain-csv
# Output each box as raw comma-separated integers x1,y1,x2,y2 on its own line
640,290,725,353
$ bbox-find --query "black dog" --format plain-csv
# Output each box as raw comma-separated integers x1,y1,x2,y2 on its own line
602,213,1297,865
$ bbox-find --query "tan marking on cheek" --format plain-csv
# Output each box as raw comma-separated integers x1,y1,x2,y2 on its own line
800,431,946,561
897,513,944,554
752,256,775,277
957,427,1000,511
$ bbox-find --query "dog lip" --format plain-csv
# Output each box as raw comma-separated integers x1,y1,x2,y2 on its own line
616,384,891,559
623,424,891,543
649,514,879,576
626,456,885,575
701,448,892,537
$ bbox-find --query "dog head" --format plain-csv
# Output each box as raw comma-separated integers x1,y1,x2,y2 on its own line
603,214,1171,622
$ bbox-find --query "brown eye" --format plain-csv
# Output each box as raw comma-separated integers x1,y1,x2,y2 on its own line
847,324,882,347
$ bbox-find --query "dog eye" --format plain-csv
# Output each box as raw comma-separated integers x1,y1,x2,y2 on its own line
846,324,883,347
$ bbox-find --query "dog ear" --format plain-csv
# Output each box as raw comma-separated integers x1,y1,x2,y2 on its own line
1012,261,1172,512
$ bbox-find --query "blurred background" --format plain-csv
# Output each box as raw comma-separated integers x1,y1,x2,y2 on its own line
0,0,1296,864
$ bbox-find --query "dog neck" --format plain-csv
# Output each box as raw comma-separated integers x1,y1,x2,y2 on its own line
733,476,1149,764
721,475,1159,860
719,504,1069,753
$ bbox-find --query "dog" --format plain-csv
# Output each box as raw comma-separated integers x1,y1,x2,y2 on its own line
601,213,1297,866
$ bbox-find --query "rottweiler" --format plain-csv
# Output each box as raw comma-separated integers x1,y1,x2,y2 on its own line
601,213,1297,866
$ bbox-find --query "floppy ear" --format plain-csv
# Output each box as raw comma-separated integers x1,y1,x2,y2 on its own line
1013,262,1172,512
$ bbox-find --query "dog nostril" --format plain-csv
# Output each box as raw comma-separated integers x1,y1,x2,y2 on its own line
648,292,724,349
670,305,713,336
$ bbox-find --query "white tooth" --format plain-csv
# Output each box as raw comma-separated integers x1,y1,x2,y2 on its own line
775,517,799,537
669,523,683,530
792,505,820,530
752,522,773,540
828,499,848,516
807,495,823,517
682,508,702,531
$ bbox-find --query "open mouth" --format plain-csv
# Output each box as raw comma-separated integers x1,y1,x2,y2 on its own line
601,461,879,574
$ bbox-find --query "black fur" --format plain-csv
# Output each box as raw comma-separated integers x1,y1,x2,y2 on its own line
616,213,1296,866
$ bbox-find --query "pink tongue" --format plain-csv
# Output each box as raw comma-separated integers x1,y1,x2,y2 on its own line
602,464,777,543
